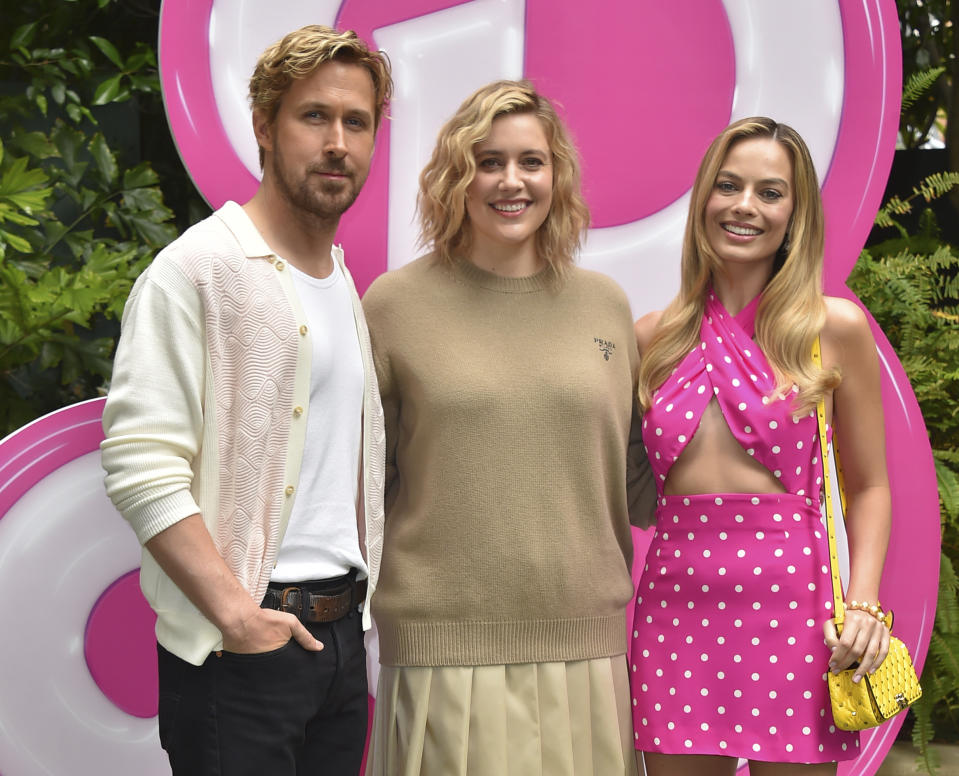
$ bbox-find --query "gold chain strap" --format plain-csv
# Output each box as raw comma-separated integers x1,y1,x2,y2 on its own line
812,336,846,628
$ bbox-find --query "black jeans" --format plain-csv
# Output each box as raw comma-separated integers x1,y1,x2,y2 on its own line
157,610,367,775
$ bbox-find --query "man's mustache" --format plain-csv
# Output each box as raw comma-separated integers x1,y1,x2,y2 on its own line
308,162,350,177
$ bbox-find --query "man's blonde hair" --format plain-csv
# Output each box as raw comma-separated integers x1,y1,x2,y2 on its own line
249,25,393,166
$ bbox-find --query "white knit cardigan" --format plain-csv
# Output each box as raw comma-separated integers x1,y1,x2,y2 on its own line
101,202,385,665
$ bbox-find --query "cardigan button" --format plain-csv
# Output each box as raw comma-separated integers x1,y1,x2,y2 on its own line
299,324,308,336
293,406,303,418
285,485,295,496
275,261,285,271
267,256,275,264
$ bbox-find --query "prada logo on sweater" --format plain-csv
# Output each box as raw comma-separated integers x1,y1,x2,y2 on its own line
594,338,615,360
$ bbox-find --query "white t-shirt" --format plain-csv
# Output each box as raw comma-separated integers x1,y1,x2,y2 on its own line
271,258,368,582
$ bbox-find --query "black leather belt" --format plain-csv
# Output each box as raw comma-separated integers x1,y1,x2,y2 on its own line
261,577,367,623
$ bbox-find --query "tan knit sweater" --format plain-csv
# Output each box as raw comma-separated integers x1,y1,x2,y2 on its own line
363,255,652,667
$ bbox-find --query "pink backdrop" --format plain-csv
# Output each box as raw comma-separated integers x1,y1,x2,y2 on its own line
0,2,938,774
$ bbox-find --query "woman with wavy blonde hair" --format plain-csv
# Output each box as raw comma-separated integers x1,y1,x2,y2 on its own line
630,117,891,776
363,80,652,775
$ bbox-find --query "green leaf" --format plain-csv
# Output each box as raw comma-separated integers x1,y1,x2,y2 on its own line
65,103,82,123
50,82,66,106
0,230,33,253
34,93,48,117
89,134,118,185
89,36,124,69
122,162,159,189
13,131,58,160
10,22,39,50
92,74,123,106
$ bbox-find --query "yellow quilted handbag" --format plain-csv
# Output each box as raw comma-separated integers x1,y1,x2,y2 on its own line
826,613,922,730
814,339,922,731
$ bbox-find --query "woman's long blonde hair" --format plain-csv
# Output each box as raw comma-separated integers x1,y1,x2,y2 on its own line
417,80,589,277
638,117,839,410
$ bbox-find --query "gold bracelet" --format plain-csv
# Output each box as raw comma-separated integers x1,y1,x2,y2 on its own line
845,600,886,623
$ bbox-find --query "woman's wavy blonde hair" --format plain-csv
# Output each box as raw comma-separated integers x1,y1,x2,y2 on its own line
418,80,589,276
638,116,839,411
248,25,393,167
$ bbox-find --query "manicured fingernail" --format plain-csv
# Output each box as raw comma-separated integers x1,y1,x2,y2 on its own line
852,675,861,683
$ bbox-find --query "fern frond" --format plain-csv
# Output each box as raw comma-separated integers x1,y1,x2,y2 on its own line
936,459,959,521
902,66,946,111
881,195,912,217
936,553,959,634
916,172,959,202
910,695,939,775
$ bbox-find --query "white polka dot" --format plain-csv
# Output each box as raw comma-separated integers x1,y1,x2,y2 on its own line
752,601,762,610
685,411,694,420
719,741,727,749
774,548,784,557
718,532,727,541
684,739,693,748
769,619,779,628
752,743,761,752
770,584,780,592
683,670,692,678
655,427,663,436
751,637,760,646
786,707,794,716
738,402,747,411
665,403,674,412
802,726,811,735
736,550,746,558
744,425,752,433
700,653,709,662
751,673,760,682
787,565,796,574
703,549,711,558
697,385,706,394
718,567,726,576
772,445,781,454
803,691,813,699
786,744,794,752
678,434,687,443
769,420,778,429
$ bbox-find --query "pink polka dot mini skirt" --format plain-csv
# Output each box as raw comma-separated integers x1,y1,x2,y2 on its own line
630,292,859,763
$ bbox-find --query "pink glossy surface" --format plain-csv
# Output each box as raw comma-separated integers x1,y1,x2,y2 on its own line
0,1,933,773
84,570,159,718
523,0,734,225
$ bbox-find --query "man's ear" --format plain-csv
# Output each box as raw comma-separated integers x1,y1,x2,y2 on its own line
252,108,274,154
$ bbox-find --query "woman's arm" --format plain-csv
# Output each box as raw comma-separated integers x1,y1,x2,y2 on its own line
820,297,892,681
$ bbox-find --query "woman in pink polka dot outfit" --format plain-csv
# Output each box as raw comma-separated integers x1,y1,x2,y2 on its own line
630,117,891,775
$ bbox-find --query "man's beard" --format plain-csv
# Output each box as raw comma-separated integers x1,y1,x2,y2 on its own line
271,146,363,222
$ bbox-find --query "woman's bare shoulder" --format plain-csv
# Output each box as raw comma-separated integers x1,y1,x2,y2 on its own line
634,310,664,355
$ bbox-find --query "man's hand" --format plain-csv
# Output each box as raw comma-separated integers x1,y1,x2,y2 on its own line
221,605,323,654
145,514,324,654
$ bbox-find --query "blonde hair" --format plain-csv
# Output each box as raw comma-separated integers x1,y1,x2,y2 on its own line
417,80,589,277
249,25,393,167
638,117,839,410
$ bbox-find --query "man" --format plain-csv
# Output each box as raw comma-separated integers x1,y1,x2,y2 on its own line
101,26,391,774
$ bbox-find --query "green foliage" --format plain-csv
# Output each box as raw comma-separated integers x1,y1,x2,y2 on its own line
0,0,176,434
849,170,959,770
897,0,956,149
902,67,947,113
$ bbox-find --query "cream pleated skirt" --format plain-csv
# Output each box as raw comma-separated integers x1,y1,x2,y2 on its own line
365,656,638,776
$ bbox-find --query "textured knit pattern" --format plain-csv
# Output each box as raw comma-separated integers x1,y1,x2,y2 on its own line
629,292,858,762
363,255,648,667
101,202,384,664
188,248,298,594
